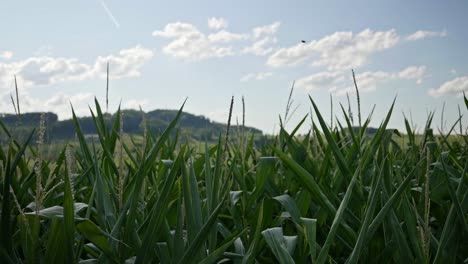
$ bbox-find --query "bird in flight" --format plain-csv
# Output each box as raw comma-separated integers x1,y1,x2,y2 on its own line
301,40,306,43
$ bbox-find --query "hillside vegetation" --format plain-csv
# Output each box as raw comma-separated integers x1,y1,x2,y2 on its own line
0,108,263,143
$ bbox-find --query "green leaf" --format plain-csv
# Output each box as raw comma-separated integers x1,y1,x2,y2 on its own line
347,160,384,263
199,230,246,264
24,203,88,219
250,157,277,205
177,196,227,264
1,129,35,259
301,217,317,263
261,227,295,264
77,220,118,263
45,217,68,263
316,168,359,264
63,155,76,262
273,147,336,215
366,161,422,239
310,96,352,179
464,92,468,110
135,147,185,263
273,194,302,224
242,199,272,264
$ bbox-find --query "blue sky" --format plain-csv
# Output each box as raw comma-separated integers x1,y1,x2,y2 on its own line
1,0,467,134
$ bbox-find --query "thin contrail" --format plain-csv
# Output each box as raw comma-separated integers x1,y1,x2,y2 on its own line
100,1,120,28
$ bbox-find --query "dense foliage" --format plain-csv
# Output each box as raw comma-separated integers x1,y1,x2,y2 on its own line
0,96,467,263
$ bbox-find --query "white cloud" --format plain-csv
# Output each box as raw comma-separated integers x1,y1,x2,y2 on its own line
267,29,400,70
243,22,280,56
429,76,468,97
92,45,154,79
253,22,281,38
312,29,400,70
296,66,426,95
406,30,447,41
153,20,281,59
153,22,199,38
153,22,245,59
208,30,248,43
240,73,254,82
34,45,54,56
45,92,95,118
296,71,344,91
208,17,228,30
243,36,278,56
338,66,426,95
265,42,314,67
0,45,153,89
0,51,13,60
54,93,94,118
348,71,394,93
123,99,150,110
240,72,273,82
398,66,426,84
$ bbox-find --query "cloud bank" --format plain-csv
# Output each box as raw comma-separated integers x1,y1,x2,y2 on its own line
0,45,153,89
297,66,426,95
429,76,468,97
152,20,281,59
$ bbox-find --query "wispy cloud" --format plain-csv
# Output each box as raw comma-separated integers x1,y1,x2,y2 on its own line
34,45,54,56
405,30,446,41
0,51,13,60
240,72,273,82
100,1,120,29
242,22,280,56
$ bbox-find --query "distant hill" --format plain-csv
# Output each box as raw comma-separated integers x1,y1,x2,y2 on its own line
0,110,263,143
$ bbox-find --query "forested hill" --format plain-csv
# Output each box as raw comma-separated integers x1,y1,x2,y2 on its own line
0,110,263,142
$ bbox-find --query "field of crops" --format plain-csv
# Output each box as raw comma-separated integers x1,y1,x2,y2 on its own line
1,95,467,263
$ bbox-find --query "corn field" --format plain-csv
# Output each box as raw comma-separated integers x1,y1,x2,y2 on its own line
0,95,467,263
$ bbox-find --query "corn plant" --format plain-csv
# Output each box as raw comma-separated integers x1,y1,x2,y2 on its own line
0,93,467,263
